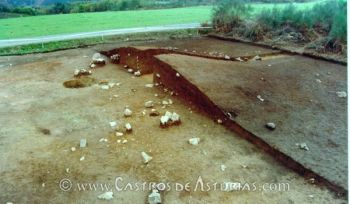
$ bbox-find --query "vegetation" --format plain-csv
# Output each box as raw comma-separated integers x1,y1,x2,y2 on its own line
212,0,347,53
0,6,212,39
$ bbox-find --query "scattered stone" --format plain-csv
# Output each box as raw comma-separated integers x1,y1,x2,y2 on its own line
145,84,154,88
109,121,117,128
134,71,141,76
168,99,173,105
148,189,161,204
80,139,87,148
235,57,244,62
224,55,230,60
141,152,153,164
128,68,134,73
74,69,92,77
188,137,200,146
217,119,223,124
253,55,262,61
100,85,110,90
162,100,169,105
125,123,132,132
90,63,96,68
160,111,181,127
257,95,265,102
110,54,120,62
123,65,128,68
160,115,170,127
99,138,108,142
115,132,124,137
220,164,227,172
176,73,181,77
265,122,276,130
150,109,160,117
316,79,322,83
124,108,133,117
145,101,154,108
117,139,122,143
336,91,347,98
122,139,128,144
296,143,310,151
91,53,106,65
97,191,114,200
66,168,70,173
71,147,76,152
113,95,119,98
156,73,161,78
80,156,85,161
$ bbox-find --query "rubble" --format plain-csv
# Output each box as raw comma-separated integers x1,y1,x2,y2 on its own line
74,69,92,77
80,156,85,161
134,71,141,76
145,101,154,108
253,55,262,61
224,55,230,60
265,122,276,130
79,139,87,148
336,91,347,98
220,164,227,172
148,189,161,204
150,109,160,117
110,54,120,63
160,111,181,127
124,108,133,117
141,152,153,163
188,137,200,146
125,123,132,132
257,95,265,102
97,191,114,200
92,53,106,65
109,121,117,128
297,143,310,151
115,132,124,137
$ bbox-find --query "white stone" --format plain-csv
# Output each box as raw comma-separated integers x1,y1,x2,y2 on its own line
122,139,128,144
124,108,133,117
266,122,276,130
134,71,141,76
299,143,310,151
90,63,96,68
189,137,200,145
115,132,124,137
97,191,114,200
257,95,265,102
80,156,85,161
168,99,173,105
336,91,347,98
109,121,117,128
316,79,322,83
141,152,153,163
217,119,223,124
176,73,180,77
171,112,180,122
145,101,154,108
71,147,76,152
125,123,132,131
100,85,110,90
148,189,161,204
145,84,154,88
224,55,230,60
220,164,227,171
162,100,169,105
160,115,170,125
80,139,87,148
156,73,160,78
128,68,134,73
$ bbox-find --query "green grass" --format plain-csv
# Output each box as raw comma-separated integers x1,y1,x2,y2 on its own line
0,6,212,40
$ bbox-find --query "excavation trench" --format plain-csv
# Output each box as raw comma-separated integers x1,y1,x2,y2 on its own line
102,46,347,196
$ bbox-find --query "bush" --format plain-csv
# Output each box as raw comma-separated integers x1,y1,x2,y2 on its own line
212,0,251,32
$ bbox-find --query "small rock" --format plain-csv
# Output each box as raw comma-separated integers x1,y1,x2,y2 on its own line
298,143,310,151
124,108,133,117
188,137,200,146
257,95,265,102
99,138,108,142
336,91,347,98
109,121,117,128
224,55,230,60
145,84,154,88
92,53,106,65
176,73,181,77
66,168,70,173
150,109,160,117
80,156,85,161
217,119,223,124
162,100,169,105
125,123,132,132
141,152,153,163
156,73,161,78
127,68,134,73
122,139,128,144
265,122,276,130
100,85,110,90
235,57,244,62
316,79,322,83
160,115,170,127
97,191,114,200
134,71,141,76
71,147,76,152
90,63,96,68
253,55,262,61
148,189,161,204
145,101,154,108
220,164,227,172
110,54,120,62
74,69,92,77
80,139,87,148
115,132,124,137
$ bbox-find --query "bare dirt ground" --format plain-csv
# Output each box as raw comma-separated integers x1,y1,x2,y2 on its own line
0,38,347,203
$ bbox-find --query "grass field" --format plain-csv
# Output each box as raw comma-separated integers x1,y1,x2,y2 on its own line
0,1,328,40
0,6,212,40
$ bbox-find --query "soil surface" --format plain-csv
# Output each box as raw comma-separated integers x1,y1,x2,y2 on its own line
0,37,346,203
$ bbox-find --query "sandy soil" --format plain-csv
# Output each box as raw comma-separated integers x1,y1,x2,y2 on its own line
0,40,346,203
